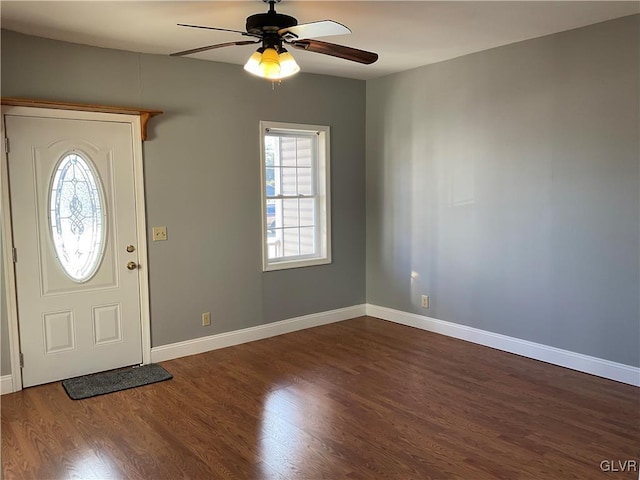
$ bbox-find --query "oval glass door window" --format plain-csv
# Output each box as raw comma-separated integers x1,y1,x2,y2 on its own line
49,152,107,282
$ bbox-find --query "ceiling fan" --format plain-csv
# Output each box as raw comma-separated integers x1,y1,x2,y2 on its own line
170,0,378,80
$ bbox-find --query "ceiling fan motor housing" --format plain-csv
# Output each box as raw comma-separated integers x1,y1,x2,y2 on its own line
246,12,297,35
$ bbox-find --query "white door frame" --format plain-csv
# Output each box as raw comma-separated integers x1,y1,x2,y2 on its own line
1,106,152,392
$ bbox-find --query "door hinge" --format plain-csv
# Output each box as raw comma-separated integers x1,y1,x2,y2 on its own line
12,247,17,263
4,137,9,153
19,353,24,368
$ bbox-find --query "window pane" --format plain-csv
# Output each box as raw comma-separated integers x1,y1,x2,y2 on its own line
299,198,315,227
283,199,299,227
283,228,300,256
265,166,276,196
267,228,283,259
297,167,313,195
265,136,280,166
300,227,315,255
266,199,279,233
269,166,282,196
49,153,106,282
296,137,313,167
281,137,297,167
281,167,297,195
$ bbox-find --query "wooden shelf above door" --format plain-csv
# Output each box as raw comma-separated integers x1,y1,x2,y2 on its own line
1,98,163,141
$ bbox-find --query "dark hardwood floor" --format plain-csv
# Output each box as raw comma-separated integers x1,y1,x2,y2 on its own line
2,316,639,479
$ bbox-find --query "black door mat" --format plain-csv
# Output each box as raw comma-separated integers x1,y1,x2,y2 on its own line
62,364,173,400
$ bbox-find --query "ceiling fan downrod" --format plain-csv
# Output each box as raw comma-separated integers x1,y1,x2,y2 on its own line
247,0,297,37
266,0,279,14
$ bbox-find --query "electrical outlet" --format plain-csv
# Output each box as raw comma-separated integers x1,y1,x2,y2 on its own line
421,295,430,309
152,226,167,242
202,312,211,326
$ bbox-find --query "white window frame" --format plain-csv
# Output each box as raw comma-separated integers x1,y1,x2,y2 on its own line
260,121,331,271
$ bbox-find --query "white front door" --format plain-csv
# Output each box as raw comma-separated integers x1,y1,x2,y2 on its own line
5,112,144,387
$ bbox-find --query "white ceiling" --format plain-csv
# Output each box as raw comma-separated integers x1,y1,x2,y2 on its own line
1,1,638,80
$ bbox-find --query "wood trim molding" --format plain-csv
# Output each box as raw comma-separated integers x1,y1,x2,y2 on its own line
1,98,162,141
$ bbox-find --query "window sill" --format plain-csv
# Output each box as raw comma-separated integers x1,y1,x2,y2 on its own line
263,256,331,272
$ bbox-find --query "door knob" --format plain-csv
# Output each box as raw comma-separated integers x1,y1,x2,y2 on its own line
126,261,138,270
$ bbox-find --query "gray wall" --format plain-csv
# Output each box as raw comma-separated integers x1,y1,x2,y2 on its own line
2,14,638,378
366,15,640,367
0,30,366,374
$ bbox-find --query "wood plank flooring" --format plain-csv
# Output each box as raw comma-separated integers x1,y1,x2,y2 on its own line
2,316,639,479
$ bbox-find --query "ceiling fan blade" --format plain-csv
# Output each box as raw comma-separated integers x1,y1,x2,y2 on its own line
290,39,378,65
279,20,351,40
177,23,259,38
170,40,259,57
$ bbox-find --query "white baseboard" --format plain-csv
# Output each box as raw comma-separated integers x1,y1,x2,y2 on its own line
6,303,636,390
1,375,14,395
151,304,367,363
366,304,640,387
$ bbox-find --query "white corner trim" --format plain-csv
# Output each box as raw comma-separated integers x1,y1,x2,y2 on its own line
1,375,14,395
151,304,366,363
366,304,640,387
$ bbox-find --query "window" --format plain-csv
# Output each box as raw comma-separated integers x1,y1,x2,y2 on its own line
49,152,107,282
260,121,331,271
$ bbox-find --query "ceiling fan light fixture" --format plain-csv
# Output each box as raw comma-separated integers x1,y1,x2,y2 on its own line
243,49,264,75
244,46,300,80
278,49,300,78
258,47,281,78
176,0,378,77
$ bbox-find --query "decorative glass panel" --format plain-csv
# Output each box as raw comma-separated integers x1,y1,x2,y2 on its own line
49,152,106,282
